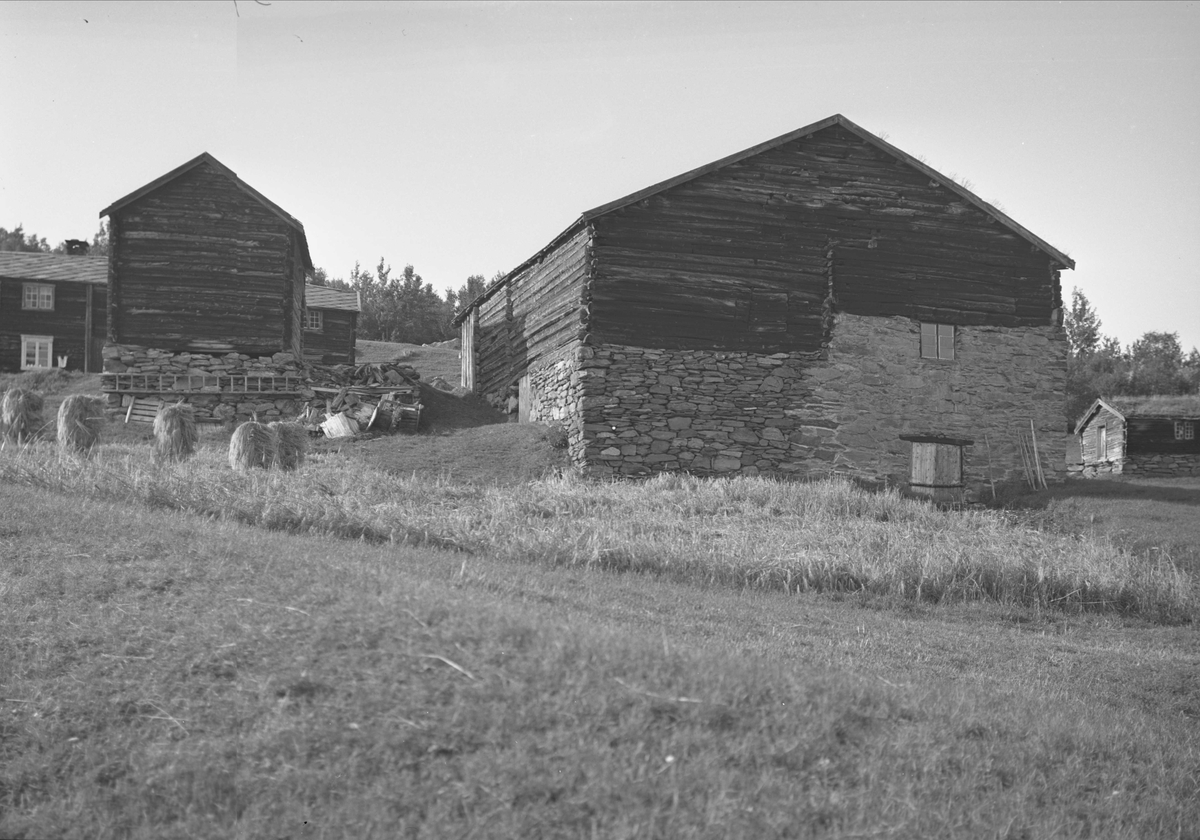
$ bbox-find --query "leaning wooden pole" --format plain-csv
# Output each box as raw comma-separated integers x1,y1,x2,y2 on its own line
983,432,997,501
1029,419,1047,489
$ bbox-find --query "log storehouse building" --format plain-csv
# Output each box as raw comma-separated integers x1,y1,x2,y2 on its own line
100,152,314,424
454,114,1075,495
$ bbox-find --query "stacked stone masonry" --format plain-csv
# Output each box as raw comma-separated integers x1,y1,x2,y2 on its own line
1119,453,1200,478
519,314,1068,491
102,343,312,423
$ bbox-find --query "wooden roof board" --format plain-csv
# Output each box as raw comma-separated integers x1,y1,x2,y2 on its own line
100,152,314,272
0,252,107,285
454,113,1075,327
305,283,361,312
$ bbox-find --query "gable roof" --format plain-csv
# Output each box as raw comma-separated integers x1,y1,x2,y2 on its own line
305,283,360,312
0,252,107,285
100,152,314,272
454,113,1075,326
1074,395,1200,433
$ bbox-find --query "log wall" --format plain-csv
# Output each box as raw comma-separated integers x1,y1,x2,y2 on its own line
303,309,357,365
109,162,303,355
1078,406,1125,468
472,226,592,406
589,124,1061,352
0,279,108,373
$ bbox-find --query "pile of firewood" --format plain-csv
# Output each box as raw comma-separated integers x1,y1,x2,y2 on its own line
301,363,423,438
319,363,421,388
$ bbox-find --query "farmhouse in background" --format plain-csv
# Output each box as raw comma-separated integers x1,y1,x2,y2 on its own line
0,252,107,374
303,283,361,365
1074,396,1200,478
99,152,314,423
454,114,1075,494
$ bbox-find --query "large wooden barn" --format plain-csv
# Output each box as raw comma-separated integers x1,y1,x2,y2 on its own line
1074,396,1200,478
99,153,314,423
0,252,107,373
454,114,1075,493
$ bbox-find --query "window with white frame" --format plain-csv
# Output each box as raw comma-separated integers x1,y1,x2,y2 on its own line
22,283,54,311
303,308,323,331
21,335,54,369
1177,421,1196,441
920,322,955,360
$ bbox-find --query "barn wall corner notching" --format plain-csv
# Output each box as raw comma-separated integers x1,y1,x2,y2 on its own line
459,113,1075,493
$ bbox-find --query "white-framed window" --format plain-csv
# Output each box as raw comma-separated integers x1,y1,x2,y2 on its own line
21,335,54,369
303,309,323,331
1177,421,1196,441
22,283,54,311
1097,425,1108,460
920,323,955,360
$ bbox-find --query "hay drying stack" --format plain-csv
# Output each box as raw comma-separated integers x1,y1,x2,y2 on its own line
229,421,277,471
56,395,107,454
269,421,308,471
154,402,199,464
1,388,45,444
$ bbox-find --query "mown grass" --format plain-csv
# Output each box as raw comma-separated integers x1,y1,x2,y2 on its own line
0,435,1195,625
2,485,1198,839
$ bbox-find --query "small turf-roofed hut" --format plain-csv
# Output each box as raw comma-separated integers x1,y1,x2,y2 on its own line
0,252,108,373
454,113,1075,493
101,152,313,357
303,284,360,365
1074,396,1200,478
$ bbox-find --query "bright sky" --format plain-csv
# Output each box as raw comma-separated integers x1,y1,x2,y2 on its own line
2,1,1197,350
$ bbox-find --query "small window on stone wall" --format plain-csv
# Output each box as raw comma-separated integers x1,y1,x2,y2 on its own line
920,323,955,360
1177,421,1196,441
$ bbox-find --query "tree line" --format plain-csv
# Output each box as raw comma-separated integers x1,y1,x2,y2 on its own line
1,222,109,256
310,260,497,347
1064,288,1200,422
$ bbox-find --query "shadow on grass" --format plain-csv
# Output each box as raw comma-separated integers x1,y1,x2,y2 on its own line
995,479,1200,510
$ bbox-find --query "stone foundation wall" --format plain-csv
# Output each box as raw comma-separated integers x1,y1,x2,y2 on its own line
102,343,312,423
569,313,1068,489
1122,453,1200,478
524,342,584,445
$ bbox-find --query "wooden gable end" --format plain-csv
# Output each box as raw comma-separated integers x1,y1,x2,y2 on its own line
1078,405,1125,465
109,162,299,355
588,124,1061,352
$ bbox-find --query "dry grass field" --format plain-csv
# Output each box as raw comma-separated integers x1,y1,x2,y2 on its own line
2,363,1199,839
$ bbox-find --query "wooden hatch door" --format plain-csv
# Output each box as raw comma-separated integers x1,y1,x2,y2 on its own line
903,435,972,503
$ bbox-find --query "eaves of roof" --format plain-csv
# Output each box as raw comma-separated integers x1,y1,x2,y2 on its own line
304,283,361,312
100,152,314,272
0,252,107,285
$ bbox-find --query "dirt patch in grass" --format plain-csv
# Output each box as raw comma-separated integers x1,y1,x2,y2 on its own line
335,422,571,484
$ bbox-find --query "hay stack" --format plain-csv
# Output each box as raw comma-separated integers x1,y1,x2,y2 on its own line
1,388,45,444
228,421,277,471
153,402,199,464
56,395,107,454
269,421,308,471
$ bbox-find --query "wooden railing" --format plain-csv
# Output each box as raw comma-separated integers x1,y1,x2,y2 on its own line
101,373,307,394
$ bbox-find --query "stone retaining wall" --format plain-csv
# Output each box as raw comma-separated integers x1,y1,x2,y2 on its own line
1122,453,1200,478
102,343,311,423
549,313,1067,490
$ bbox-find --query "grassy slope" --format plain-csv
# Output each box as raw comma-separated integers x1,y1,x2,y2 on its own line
2,485,1198,840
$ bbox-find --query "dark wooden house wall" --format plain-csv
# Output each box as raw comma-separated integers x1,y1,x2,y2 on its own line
473,226,591,395
109,162,303,355
588,125,1060,352
305,309,357,365
0,280,107,373
1127,418,1200,456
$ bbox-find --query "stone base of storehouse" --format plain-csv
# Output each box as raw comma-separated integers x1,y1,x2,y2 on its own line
514,314,1068,492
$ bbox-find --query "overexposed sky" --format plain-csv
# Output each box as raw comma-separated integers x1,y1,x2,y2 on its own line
2,1,1197,350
